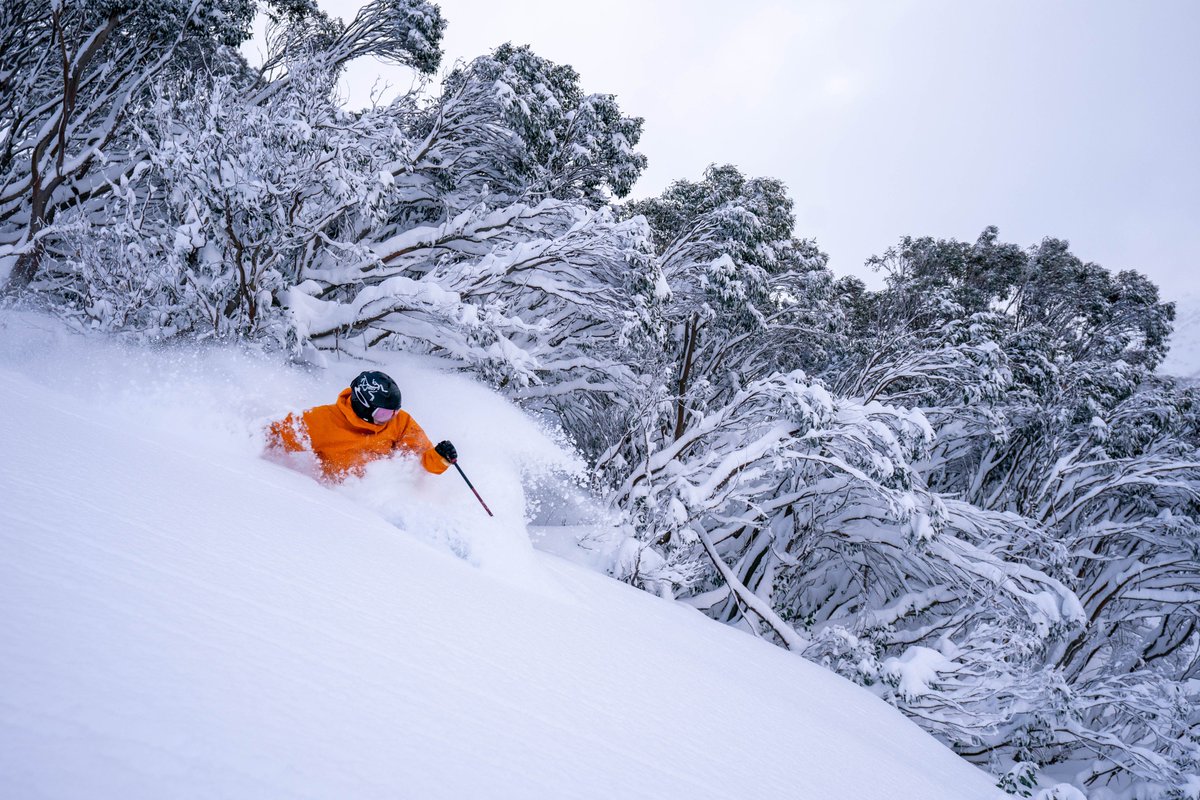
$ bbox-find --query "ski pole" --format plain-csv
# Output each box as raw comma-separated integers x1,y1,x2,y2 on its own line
452,461,494,517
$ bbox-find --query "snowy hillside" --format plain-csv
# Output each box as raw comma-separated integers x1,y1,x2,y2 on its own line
0,314,1004,800
1162,291,1200,379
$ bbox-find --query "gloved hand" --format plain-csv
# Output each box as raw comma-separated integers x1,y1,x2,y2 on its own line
435,440,457,463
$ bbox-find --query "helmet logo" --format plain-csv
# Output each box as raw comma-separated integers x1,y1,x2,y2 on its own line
353,376,387,408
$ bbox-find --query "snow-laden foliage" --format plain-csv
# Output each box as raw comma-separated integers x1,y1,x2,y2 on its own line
47,63,358,340
19,10,660,416
432,43,648,208
838,230,1199,798
610,368,1078,652
287,42,662,424
5,5,1198,797
621,165,840,437
0,0,317,292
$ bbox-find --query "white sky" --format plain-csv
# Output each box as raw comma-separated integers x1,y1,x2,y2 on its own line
265,0,1200,299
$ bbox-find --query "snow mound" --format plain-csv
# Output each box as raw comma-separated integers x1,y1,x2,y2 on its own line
1161,290,1200,379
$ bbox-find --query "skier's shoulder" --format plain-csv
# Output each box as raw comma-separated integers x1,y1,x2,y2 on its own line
388,408,418,437
302,400,350,432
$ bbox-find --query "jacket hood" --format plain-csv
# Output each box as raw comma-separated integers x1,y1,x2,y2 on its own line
336,388,388,431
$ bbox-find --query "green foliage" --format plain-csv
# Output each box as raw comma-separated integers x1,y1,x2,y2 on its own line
997,761,1038,797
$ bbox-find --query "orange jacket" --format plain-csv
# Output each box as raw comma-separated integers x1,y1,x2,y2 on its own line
267,388,450,481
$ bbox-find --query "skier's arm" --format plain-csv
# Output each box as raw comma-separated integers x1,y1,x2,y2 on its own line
266,413,309,453
394,417,451,475
420,446,452,475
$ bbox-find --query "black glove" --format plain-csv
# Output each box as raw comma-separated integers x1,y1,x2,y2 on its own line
435,440,457,463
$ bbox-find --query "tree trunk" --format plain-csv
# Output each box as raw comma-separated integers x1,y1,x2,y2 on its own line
673,313,700,441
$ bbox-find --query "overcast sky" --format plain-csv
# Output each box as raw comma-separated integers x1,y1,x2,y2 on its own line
294,0,1199,300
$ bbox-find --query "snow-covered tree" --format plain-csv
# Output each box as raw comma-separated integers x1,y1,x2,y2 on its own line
845,229,1199,797
41,24,662,456
279,43,659,435
0,0,446,302
620,165,837,443
0,0,265,293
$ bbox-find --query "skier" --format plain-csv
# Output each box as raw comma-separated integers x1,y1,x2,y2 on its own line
266,370,457,482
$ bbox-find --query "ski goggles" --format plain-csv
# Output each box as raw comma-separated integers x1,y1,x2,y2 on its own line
371,407,397,424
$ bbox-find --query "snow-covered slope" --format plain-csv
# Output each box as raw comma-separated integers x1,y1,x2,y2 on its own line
0,315,1003,800
1161,291,1200,380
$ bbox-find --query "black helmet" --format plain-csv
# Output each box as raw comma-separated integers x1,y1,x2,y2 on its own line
349,371,402,422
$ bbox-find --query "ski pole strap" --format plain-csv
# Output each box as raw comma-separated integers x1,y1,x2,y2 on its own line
453,462,494,517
